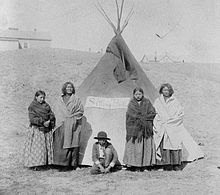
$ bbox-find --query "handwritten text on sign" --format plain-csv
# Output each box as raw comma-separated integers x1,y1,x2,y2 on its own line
85,96,130,109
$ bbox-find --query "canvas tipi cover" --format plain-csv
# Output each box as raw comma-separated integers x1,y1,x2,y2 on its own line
78,34,158,165
77,0,204,165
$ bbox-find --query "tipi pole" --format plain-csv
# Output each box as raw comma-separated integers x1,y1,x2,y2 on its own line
96,1,117,34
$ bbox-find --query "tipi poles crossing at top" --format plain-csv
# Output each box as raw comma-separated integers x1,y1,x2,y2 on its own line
96,1,117,34
96,0,134,34
115,0,122,32
120,5,134,33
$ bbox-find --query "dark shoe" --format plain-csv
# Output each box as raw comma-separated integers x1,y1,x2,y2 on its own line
139,167,145,172
34,167,41,171
30,166,42,171
58,167,71,172
111,165,122,172
163,165,173,171
173,165,182,171
70,166,77,170
125,166,136,172
125,166,144,172
58,166,77,172
145,166,152,171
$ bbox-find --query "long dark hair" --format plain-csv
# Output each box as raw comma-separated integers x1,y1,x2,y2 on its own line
133,87,144,95
34,90,46,98
62,82,75,95
133,87,144,102
159,83,174,96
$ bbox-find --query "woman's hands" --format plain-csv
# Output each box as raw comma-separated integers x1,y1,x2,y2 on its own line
43,120,50,127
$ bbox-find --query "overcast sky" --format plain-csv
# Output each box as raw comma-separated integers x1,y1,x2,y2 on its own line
1,0,220,62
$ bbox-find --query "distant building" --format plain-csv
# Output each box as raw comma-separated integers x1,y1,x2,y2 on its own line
0,28,51,51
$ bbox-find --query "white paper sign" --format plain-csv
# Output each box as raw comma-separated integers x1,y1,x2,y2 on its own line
85,96,130,109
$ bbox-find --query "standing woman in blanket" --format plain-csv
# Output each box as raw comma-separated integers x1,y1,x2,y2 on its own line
153,83,183,170
153,83,204,171
24,90,55,170
123,87,156,171
53,82,84,171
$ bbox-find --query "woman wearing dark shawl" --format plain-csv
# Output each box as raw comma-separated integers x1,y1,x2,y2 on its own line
53,82,84,171
123,87,156,171
23,90,55,170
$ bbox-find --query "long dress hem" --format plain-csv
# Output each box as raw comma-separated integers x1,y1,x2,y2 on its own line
23,126,53,167
123,137,156,167
53,124,80,167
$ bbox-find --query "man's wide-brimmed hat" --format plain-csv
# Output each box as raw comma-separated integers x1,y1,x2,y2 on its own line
94,131,110,140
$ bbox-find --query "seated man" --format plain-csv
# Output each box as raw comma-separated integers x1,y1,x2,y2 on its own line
90,131,121,174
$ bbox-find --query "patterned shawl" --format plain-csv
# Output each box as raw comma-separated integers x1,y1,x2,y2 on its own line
126,97,156,143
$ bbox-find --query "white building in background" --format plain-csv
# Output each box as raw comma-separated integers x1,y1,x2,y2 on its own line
0,28,51,51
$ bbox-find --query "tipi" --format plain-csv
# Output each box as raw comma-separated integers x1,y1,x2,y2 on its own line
78,0,158,165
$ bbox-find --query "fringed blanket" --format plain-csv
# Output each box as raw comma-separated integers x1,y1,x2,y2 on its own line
126,97,156,143
53,94,84,148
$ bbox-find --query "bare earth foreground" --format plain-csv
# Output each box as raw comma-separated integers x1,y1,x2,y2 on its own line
0,48,220,195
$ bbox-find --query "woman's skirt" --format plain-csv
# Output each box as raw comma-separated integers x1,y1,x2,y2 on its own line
23,126,53,167
123,137,156,167
53,124,79,167
156,137,182,165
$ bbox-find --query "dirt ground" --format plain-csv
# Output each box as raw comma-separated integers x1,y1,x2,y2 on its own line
0,48,220,194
